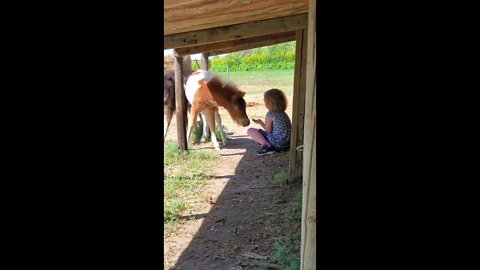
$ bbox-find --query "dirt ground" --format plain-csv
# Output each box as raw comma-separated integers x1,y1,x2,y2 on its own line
164,95,302,269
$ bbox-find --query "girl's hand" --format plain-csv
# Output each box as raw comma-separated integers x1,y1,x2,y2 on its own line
252,118,263,125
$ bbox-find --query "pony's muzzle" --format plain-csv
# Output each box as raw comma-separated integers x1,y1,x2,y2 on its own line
242,119,250,127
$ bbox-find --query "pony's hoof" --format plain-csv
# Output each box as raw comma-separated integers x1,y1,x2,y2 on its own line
200,138,206,143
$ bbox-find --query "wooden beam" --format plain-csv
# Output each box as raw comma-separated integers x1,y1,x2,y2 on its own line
288,29,307,184
206,34,296,57
173,51,188,151
164,13,307,49
164,0,308,35
300,0,316,269
206,36,295,56
164,0,191,7
174,31,296,56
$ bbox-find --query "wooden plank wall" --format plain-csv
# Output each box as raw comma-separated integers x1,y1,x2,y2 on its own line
300,0,316,269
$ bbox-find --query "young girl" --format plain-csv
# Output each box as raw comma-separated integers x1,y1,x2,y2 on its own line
247,88,291,156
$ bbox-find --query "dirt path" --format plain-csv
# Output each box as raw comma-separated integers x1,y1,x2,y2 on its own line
164,102,301,269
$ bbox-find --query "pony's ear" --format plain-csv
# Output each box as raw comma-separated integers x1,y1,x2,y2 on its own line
240,91,245,98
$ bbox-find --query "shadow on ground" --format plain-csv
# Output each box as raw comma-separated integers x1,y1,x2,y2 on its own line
168,135,301,270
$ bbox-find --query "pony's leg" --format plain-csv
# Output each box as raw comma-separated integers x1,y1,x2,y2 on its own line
164,108,174,140
204,109,220,150
200,112,208,143
214,108,227,145
186,108,199,145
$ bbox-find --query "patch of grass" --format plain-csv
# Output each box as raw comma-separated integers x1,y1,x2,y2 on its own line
164,141,218,168
269,191,302,270
191,120,203,143
274,170,288,185
190,120,223,143
287,191,302,223
164,141,219,236
270,231,301,270
164,197,187,222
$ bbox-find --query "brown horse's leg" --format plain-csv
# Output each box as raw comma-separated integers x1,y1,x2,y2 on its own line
186,107,199,145
214,108,227,145
164,105,174,140
204,108,220,150
200,112,209,143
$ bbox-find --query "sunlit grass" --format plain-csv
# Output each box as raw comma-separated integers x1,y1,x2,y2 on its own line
164,141,219,236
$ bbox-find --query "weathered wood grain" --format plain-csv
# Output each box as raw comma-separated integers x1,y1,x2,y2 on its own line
164,13,307,49
164,0,308,35
201,53,209,70
174,52,188,151
174,31,296,56
288,29,307,184
203,33,295,56
300,0,316,269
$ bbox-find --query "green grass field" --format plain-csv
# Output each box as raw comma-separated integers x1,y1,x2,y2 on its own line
164,141,219,236
196,69,295,95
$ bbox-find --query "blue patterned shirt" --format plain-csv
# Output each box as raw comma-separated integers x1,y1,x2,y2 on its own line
265,110,291,150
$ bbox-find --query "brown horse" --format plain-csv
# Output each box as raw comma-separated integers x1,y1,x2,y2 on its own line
164,69,193,140
185,70,250,150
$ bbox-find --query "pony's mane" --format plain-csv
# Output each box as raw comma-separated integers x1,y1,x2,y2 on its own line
208,75,242,95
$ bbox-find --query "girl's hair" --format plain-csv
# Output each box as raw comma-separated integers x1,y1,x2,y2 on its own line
264,88,288,111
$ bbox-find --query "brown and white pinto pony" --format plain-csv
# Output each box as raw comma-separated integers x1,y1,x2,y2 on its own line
185,70,250,150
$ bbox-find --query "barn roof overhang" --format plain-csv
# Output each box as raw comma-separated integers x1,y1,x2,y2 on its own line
164,0,308,55
164,0,308,35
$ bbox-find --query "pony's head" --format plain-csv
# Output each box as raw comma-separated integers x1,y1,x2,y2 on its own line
230,91,250,127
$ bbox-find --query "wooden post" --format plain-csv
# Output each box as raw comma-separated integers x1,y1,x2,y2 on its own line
201,53,209,70
288,29,308,184
300,0,316,269
182,55,192,77
173,50,188,151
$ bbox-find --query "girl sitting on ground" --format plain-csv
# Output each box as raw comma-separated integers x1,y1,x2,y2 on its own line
247,88,291,156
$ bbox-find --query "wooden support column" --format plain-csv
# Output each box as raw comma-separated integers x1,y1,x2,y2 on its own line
288,29,308,184
173,50,188,151
201,53,209,70
300,0,316,269
182,55,192,77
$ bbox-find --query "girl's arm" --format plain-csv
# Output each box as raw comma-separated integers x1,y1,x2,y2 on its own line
252,118,265,129
252,116,274,133
264,116,273,133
